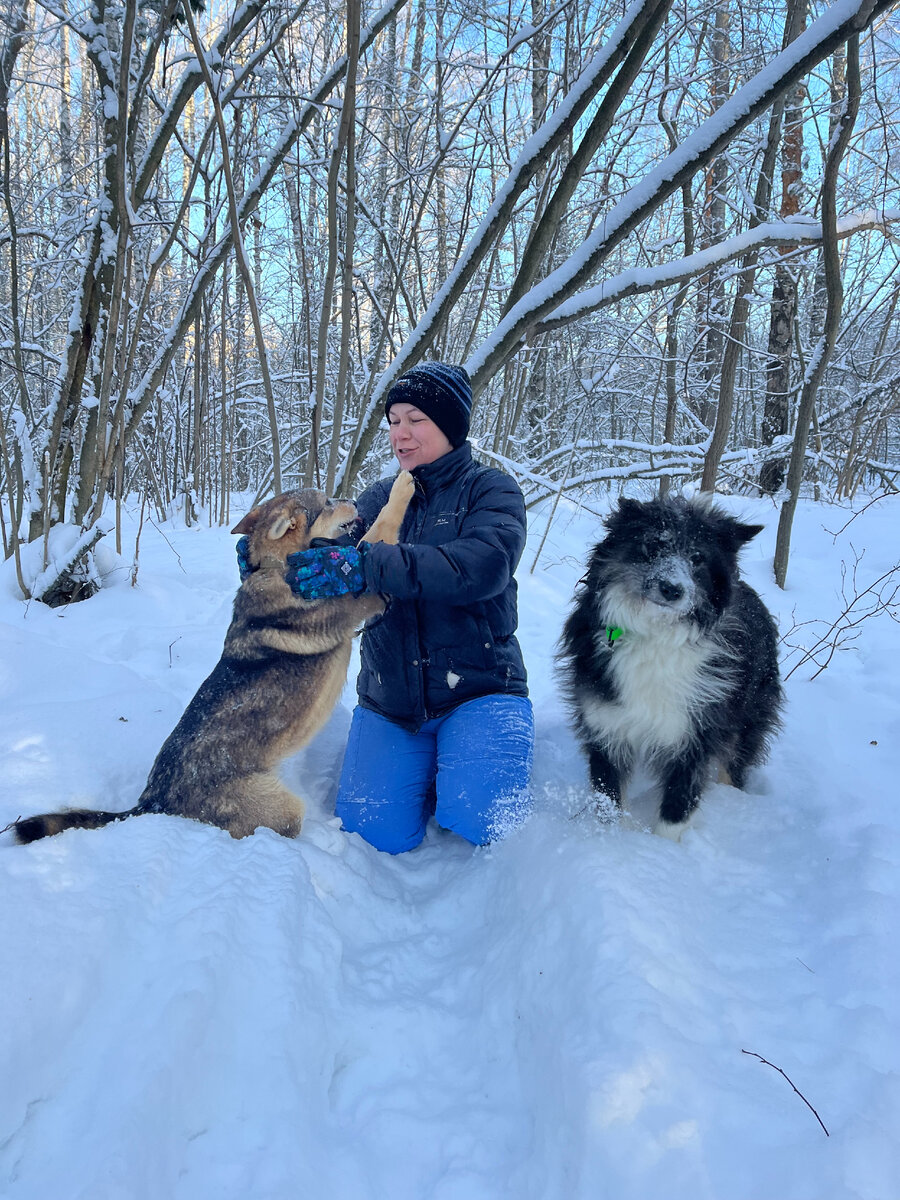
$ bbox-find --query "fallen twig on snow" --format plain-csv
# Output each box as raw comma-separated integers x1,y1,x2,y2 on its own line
742,1049,830,1136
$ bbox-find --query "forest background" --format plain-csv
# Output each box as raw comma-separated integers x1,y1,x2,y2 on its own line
1,0,898,604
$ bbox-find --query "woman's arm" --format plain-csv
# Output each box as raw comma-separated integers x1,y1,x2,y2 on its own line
364,472,526,605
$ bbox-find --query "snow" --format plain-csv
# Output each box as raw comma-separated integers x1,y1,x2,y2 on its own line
102,85,118,122
2,489,898,1199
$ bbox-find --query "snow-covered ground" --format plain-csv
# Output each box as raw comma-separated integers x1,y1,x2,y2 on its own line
1,487,897,1200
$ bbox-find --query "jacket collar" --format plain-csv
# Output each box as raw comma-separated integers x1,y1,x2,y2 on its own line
412,441,472,493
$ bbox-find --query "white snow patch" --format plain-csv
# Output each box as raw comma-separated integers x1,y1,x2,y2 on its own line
1,492,899,1199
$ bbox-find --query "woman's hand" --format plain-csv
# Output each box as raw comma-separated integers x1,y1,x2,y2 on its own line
285,543,370,599
236,536,253,581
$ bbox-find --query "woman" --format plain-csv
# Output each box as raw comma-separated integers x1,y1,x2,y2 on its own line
286,362,533,853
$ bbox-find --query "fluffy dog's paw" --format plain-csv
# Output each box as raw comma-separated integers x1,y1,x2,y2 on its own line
654,818,687,842
361,469,415,547
391,469,415,504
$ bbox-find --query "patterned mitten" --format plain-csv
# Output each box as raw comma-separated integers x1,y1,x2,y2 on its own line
285,542,370,599
236,535,254,581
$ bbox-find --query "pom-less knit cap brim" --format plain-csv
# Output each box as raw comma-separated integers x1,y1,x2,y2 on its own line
384,362,473,448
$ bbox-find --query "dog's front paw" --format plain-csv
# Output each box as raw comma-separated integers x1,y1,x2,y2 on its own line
391,469,415,504
654,819,684,841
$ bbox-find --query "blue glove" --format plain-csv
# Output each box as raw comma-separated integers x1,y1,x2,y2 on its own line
236,535,254,581
285,541,370,599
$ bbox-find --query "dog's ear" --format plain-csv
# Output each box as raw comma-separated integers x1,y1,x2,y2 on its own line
729,521,764,548
231,508,259,536
607,497,644,529
266,514,299,541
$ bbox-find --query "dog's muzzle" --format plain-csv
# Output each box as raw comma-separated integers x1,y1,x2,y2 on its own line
642,557,695,613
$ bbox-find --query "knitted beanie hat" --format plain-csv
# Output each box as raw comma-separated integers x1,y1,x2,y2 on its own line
384,362,473,448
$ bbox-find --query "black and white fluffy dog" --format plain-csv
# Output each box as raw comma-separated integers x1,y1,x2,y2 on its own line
558,495,783,839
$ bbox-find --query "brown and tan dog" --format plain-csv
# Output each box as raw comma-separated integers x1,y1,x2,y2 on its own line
13,471,415,843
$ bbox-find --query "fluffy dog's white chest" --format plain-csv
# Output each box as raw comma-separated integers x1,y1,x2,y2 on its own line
580,626,730,753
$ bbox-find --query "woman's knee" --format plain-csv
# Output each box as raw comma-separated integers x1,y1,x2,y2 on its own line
334,706,435,854
437,785,532,846
434,695,534,844
336,794,428,854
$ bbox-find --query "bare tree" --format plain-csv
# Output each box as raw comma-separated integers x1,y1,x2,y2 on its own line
1,0,899,608
774,34,861,586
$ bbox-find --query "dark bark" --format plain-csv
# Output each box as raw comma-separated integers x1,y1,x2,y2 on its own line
774,36,860,587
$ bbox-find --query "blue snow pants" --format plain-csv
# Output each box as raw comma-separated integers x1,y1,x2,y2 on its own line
334,694,534,854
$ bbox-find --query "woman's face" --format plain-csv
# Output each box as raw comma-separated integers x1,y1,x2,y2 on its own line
387,403,453,470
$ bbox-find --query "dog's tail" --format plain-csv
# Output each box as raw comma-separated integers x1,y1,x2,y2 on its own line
12,807,137,844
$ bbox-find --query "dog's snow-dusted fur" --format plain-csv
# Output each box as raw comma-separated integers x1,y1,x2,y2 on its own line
558,495,783,838
13,471,415,844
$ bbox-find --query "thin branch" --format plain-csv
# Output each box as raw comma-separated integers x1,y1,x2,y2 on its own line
781,558,900,680
742,1050,830,1136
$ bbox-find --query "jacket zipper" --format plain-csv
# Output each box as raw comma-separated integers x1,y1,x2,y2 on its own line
409,481,429,728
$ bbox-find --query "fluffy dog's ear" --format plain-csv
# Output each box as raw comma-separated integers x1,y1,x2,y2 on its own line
729,521,764,548
231,509,259,536
607,497,644,529
266,515,299,541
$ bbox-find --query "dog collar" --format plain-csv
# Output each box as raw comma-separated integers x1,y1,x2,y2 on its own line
605,625,624,646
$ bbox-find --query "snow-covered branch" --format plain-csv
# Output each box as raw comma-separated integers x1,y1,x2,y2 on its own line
466,0,897,391
124,0,410,444
534,209,900,332
339,0,675,486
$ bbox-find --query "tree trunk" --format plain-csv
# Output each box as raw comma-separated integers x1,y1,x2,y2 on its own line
774,36,860,587
700,0,807,493
760,5,808,495
326,0,361,494
695,1,730,431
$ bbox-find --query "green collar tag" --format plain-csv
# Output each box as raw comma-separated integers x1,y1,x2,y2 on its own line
605,625,624,646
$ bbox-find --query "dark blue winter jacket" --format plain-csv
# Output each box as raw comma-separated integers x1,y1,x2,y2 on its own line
356,442,529,731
